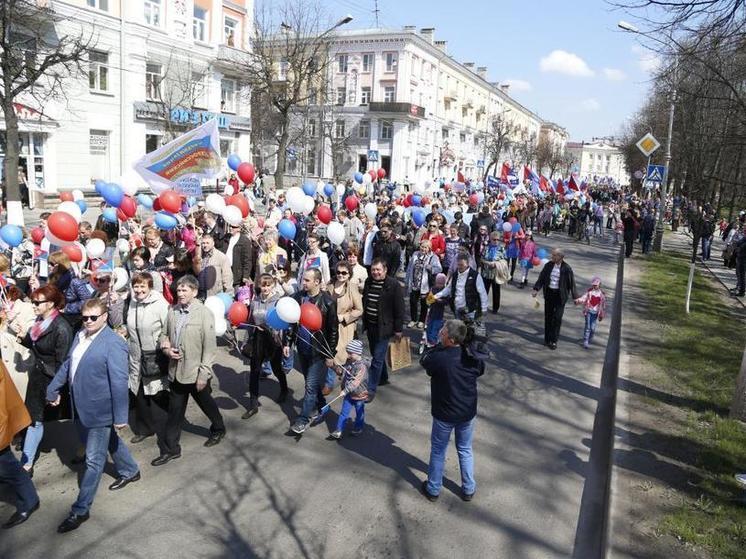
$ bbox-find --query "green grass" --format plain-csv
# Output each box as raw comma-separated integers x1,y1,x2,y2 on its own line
640,251,746,559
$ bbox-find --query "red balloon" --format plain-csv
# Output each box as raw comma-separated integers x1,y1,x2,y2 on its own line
152,198,162,211
403,197,411,208
227,194,250,218
59,191,74,202
509,217,518,225
237,162,255,185
469,194,479,206
119,195,137,218
62,244,83,263
421,196,430,206
47,211,79,243
377,168,386,179
117,208,128,221
31,227,44,244
158,190,182,214
443,183,452,191
316,205,332,224
345,196,359,212
299,302,322,332
368,169,377,182
498,193,505,200
532,257,541,266
227,302,249,327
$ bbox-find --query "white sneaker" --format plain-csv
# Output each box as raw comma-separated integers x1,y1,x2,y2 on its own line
407,321,417,328
417,322,425,329
736,474,746,487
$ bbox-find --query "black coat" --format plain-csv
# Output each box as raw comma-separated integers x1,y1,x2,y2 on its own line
372,236,402,275
362,275,405,338
285,290,338,361
21,315,73,422
532,260,579,306
230,234,255,286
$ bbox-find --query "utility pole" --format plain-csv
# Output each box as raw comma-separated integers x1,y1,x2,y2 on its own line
373,0,380,28
653,88,676,252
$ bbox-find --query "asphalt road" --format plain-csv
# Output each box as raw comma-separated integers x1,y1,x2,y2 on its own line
0,226,621,559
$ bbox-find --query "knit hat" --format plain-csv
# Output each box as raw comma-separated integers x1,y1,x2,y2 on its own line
346,339,363,356
591,276,601,286
435,273,447,287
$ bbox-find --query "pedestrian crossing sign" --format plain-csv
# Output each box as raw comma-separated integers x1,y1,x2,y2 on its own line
646,164,666,184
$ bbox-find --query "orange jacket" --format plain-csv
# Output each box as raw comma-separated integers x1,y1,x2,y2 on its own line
0,361,31,449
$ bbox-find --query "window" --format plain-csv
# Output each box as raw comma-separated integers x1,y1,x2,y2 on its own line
359,120,370,139
348,87,356,104
145,134,161,154
336,87,346,105
360,87,371,105
87,0,109,10
307,148,316,175
145,63,162,100
362,53,374,72
337,54,348,73
88,50,109,92
90,129,110,180
459,132,466,143
144,0,161,27
381,121,393,140
278,58,289,80
308,90,317,105
441,128,449,141
193,6,207,42
384,86,395,103
224,16,239,46
335,120,346,139
308,119,316,137
385,52,397,72
221,78,236,113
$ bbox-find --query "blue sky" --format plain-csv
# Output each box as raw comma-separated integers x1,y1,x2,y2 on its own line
325,0,658,140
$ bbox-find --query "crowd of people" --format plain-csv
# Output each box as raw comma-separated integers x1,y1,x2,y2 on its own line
0,171,672,533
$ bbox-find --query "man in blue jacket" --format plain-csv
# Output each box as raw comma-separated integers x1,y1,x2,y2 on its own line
420,319,484,502
47,299,140,533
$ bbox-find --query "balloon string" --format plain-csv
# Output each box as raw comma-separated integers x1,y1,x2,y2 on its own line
289,239,307,257
301,324,336,359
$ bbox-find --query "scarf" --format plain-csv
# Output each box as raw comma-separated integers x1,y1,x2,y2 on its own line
30,309,60,342
412,252,428,291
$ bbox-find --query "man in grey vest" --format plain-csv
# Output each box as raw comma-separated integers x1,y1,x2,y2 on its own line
435,253,488,318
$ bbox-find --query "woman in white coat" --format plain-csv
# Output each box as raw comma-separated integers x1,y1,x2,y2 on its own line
0,285,35,399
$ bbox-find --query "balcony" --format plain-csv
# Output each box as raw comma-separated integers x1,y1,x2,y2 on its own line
368,102,425,118
444,89,459,102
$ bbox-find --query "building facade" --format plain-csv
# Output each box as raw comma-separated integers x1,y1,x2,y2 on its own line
566,139,630,186
280,27,547,186
1,0,252,198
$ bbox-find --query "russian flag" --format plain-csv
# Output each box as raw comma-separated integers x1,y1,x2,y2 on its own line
568,175,580,191
524,166,540,184
539,175,550,192
556,178,565,195
500,162,511,184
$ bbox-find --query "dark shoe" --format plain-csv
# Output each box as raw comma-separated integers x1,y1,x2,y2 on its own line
108,471,141,491
71,455,85,465
461,490,475,502
366,392,376,403
378,378,390,386
310,410,327,426
204,431,225,447
290,419,308,434
23,466,33,479
242,397,259,419
130,434,153,444
57,512,89,533
490,309,498,314
2,501,39,528
549,342,557,350
421,480,439,502
276,389,288,404
151,452,181,467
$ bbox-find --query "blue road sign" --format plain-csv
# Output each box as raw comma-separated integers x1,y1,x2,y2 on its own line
368,150,379,162
646,164,666,184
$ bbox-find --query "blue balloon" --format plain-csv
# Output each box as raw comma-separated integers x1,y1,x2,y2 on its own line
537,248,548,259
227,154,242,172
100,182,123,207
75,199,88,214
102,208,118,223
477,192,485,204
278,219,296,241
137,194,153,209
266,308,290,330
217,292,234,314
412,194,422,207
302,182,316,196
512,222,522,233
187,196,197,207
94,180,106,194
323,183,335,197
154,211,178,230
412,208,426,227
354,172,364,184
0,224,23,248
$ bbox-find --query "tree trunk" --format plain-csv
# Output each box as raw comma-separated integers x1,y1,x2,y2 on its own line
274,114,290,190
482,160,496,182
730,344,746,422
2,99,24,226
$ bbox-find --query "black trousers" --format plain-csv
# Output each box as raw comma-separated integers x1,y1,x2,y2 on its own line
131,382,169,436
736,256,746,294
483,277,501,312
163,379,225,455
409,290,428,323
249,331,287,398
544,289,565,345
624,237,634,257
508,258,517,279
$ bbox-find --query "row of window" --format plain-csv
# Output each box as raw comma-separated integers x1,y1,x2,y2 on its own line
333,85,395,105
306,119,393,140
86,0,241,46
336,52,397,73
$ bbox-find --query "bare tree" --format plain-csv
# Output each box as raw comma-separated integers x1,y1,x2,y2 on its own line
0,0,93,224
481,111,515,181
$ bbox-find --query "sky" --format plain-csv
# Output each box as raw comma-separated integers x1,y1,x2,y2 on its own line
323,0,660,141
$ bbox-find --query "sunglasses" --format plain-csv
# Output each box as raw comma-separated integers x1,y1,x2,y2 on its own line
81,314,103,322
336,271,349,276
31,300,49,306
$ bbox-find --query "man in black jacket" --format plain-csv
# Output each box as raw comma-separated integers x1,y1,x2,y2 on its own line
226,223,254,287
420,319,484,502
362,257,404,399
531,248,579,350
372,221,402,275
284,269,338,434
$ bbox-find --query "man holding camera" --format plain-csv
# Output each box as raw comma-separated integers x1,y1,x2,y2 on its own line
420,319,484,502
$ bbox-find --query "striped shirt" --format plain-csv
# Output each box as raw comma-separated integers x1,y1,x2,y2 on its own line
365,279,385,324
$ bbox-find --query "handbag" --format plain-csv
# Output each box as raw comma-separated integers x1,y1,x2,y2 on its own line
135,304,167,379
386,336,412,372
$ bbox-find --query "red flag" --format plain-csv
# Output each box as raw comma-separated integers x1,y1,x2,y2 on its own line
457,169,466,183
568,175,580,191
556,178,565,195
539,175,549,192
523,166,530,182
500,162,511,183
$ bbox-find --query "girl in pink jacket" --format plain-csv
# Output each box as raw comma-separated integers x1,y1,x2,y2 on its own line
574,276,607,349
518,231,538,288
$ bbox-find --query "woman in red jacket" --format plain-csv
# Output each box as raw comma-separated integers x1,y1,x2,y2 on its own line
421,221,446,262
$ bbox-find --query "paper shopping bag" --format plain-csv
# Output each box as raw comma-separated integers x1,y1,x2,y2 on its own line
387,336,412,372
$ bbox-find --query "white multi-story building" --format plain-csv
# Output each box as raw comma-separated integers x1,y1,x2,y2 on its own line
1,0,252,200
283,26,547,185
566,138,630,186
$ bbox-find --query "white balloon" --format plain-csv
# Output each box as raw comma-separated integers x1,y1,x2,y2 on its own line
116,238,130,254
316,180,325,195
364,202,378,221
112,267,129,291
336,183,345,197
327,221,345,246
223,184,233,196
41,238,50,252
222,205,243,226
121,181,139,197
72,189,85,201
205,295,226,319
362,173,372,185
288,190,306,213
57,201,82,223
205,193,226,215
214,316,227,337
86,238,106,259
72,241,88,266
286,186,304,204
276,296,301,323
45,230,74,247
301,196,315,215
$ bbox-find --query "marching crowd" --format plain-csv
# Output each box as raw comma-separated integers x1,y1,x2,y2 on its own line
0,173,669,533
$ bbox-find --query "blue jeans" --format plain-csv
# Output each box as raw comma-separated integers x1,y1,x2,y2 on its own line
0,446,39,513
584,312,599,345
426,318,444,345
426,417,476,496
72,424,139,516
296,353,327,423
335,396,365,432
21,421,43,467
282,351,294,373
366,331,390,392
324,367,336,391
701,236,712,260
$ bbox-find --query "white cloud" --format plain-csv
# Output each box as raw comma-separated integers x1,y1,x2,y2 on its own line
539,50,594,77
632,45,661,73
602,67,626,81
579,98,601,112
502,79,532,92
